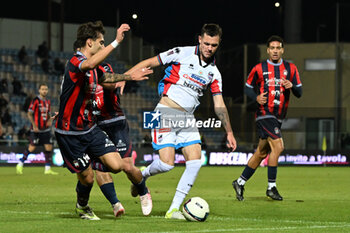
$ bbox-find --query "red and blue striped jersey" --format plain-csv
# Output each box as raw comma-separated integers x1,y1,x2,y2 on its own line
55,51,98,134
28,96,51,132
95,62,125,125
246,59,302,121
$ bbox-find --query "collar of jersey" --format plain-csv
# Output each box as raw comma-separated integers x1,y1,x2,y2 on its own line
77,51,87,59
267,58,283,66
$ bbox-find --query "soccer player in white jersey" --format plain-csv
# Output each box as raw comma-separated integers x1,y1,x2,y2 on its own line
126,24,237,219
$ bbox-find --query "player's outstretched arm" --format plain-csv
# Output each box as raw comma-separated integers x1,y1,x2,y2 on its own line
124,56,160,76
213,94,237,151
99,67,153,83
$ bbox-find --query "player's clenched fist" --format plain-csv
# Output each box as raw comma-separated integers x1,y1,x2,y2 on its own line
116,24,131,43
256,92,268,105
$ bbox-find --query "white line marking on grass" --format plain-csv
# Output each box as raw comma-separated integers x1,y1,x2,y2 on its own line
142,224,350,233
209,216,350,226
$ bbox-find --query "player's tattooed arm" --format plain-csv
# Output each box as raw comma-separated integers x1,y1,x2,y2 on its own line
99,72,132,83
215,107,230,131
213,94,237,151
99,67,152,83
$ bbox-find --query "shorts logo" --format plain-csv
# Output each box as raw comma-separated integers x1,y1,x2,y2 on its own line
158,134,163,143
116,139,126,148
143,110,161,129
105,138,114,147
73,160,80,168
274,127,280,134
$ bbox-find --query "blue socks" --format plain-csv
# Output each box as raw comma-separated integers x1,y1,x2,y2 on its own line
76,181,92,207
240,165,256,181
132,178,148,196
268,166,277,183
20,149,30,163
100,182,119,205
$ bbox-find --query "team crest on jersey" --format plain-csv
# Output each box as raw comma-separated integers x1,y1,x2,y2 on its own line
283,69,288,76
274,127,280,135
73,160,80,168
208,72,214,80
103,65,111,72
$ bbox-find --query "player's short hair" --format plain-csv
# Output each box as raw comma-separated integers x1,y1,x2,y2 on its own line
201,24,222,38
267,35,284,47
76,20,105,49
38,83,48,89
73,40,79,52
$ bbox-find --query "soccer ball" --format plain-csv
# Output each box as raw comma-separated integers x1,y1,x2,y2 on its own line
182,197,209,222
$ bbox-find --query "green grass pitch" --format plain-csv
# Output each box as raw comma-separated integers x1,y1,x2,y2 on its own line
0,166,349,233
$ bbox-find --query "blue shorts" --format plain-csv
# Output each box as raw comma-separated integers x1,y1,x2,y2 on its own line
29,131,53,146
99,119,132,158
55,126,116,173
256,118,282,140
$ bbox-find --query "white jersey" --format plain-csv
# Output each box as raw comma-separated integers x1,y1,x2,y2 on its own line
157,46,222,113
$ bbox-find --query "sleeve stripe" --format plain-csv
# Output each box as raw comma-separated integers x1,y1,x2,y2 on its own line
246,83,254,88
157,55,163,65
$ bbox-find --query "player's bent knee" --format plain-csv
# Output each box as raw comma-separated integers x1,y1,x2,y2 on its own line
122,162,134,174
108,164,123,174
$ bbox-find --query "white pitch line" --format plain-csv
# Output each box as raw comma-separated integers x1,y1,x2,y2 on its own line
1,210,350,230
141,224,350,233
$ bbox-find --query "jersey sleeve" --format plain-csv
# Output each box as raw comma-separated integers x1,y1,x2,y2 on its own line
28,99,37,113
209,72,222,95
70,55,86,72
157,47,182,65
48,100,51,114
246,66,258,88
290,64,302,87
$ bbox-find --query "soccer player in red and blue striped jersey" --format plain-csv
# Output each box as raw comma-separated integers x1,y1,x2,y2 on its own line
54,21,151,220
16,83,58,175
233,35,302,201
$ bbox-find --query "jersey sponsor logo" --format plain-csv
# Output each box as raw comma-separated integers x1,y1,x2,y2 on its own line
273,99,281,105
263,71,272,75
143,110,161,129
182,74,206,87
183,81,203,95
271,90,283,96
265,78,283,87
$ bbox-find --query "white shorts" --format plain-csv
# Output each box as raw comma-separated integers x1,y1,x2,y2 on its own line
151,104,201,150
